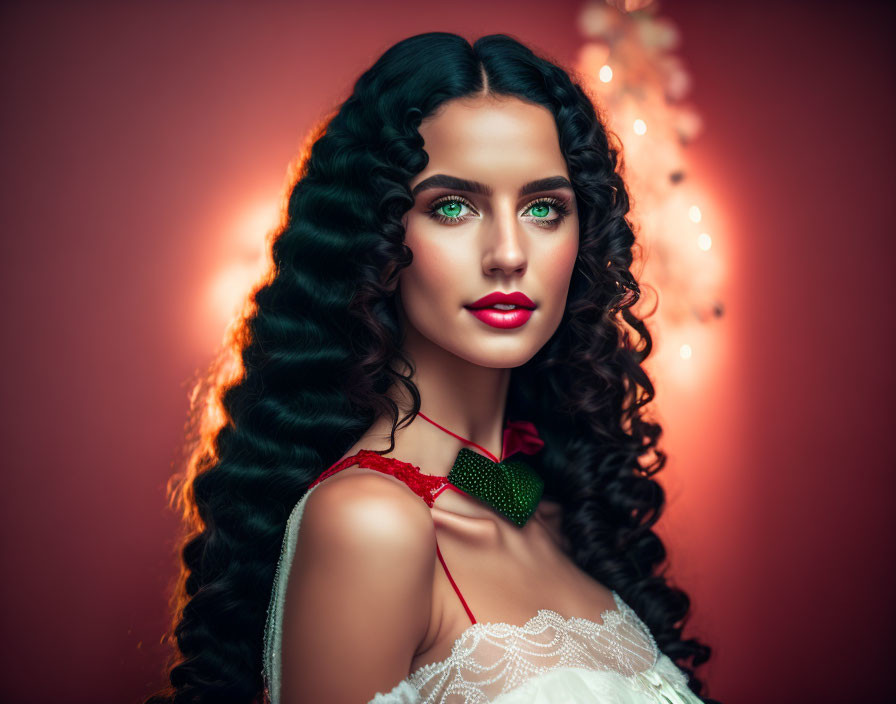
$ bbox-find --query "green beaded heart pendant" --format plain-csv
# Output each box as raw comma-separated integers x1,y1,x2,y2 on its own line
447,447,545,527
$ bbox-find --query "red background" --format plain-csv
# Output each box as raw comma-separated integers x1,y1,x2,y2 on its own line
1,1,893,702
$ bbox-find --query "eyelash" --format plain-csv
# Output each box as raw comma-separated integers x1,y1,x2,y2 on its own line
425,195,572,229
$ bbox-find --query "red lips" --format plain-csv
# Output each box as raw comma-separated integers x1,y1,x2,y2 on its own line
464,291,536,330
465,291,536,310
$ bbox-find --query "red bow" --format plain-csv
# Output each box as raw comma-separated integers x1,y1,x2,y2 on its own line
502,420,544,460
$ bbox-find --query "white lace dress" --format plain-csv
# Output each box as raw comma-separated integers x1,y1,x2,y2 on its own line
263,484,703,704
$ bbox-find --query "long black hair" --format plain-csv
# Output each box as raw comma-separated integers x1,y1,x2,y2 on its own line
146,31,718,704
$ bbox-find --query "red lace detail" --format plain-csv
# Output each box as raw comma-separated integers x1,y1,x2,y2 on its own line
309,449,451,507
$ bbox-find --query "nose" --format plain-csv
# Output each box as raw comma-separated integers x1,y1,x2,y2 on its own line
481,207,527,277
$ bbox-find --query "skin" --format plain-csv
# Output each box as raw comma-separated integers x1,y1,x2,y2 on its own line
351,93,580,475
283,95,625,703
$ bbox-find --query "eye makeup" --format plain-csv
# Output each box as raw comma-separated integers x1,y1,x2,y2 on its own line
425,194,572,229
521,196,571,228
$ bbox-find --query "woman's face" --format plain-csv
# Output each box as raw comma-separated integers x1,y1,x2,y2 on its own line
399,94,579,369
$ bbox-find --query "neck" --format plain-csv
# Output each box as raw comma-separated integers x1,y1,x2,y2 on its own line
382,320,512,477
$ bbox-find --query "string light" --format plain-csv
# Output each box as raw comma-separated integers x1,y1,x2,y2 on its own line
577,1,725,384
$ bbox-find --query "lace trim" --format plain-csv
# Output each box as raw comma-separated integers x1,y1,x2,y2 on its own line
404,590,660,703
310,450,449,507
406,592,655,683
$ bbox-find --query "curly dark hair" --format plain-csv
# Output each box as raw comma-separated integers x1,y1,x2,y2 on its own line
145,31,718,704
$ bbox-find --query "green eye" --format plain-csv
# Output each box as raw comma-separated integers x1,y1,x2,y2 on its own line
529,203,551,218
438,201,464,218
427,197,474,225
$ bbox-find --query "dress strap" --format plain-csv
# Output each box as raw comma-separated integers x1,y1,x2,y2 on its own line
311,450,449,506
311,451,477,625
435,543,477,625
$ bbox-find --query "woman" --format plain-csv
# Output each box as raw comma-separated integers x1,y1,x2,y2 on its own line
147,32,717,704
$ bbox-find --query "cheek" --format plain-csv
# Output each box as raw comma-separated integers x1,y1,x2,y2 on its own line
400,232,463,305
540,236,579,299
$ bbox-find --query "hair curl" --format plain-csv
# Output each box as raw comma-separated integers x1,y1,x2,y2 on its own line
146,31,718,704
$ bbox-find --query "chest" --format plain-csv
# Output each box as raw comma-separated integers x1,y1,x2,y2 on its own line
411,489,618,674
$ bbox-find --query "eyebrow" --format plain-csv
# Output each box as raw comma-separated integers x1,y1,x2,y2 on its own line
410,174,573,199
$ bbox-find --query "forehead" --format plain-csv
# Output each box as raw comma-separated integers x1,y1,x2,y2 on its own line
415,96,568,183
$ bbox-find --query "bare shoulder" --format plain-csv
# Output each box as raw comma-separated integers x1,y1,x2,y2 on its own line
302,468,436,547
280,469,437,703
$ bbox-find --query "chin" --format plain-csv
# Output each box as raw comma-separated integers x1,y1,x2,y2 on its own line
450,343,540,370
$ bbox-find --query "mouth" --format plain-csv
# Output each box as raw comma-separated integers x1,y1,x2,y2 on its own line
464,304,535,329
463,291,536,329
465,291,536,310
